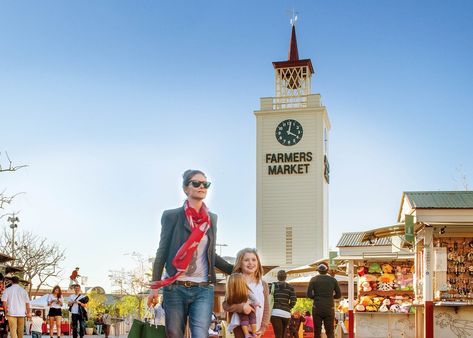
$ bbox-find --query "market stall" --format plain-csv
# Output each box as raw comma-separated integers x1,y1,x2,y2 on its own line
335,231,416,338
364,191,473,338
411,223,473,338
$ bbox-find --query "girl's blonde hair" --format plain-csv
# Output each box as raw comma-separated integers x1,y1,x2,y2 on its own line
232,248,264,282
225,273,250,305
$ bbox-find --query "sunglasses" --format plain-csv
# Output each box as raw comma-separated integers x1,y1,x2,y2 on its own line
189,180,211,189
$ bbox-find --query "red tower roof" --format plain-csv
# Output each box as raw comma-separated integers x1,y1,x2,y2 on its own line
288,25,299,61
273,25,314,73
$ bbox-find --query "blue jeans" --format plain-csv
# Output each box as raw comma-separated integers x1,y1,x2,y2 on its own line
32,331,42,338
163,283,214,338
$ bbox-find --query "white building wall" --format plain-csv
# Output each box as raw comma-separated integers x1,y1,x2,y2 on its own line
255,94,330,266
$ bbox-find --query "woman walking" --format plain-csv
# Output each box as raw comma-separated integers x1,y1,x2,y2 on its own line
223,248,270,338
270,270,297,338
149,169,233,338
47,286,63,338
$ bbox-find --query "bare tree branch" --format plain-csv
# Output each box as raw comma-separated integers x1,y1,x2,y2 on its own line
0,228,66,297
0,192,25,210
0,152,28,172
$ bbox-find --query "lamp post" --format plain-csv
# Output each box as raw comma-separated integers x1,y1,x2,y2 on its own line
7,214,19,258
215,243,228,256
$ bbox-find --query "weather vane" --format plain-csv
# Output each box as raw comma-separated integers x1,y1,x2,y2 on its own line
289,8,298,26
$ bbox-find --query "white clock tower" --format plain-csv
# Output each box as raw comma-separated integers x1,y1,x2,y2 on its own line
254,23,331,267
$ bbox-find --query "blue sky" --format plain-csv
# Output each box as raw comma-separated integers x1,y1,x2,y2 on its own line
1,0,473,291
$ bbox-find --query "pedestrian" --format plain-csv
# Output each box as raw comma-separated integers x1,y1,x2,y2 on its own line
31,310,44,338
69,268,80,289
288,311,305,338
270,270,297,338
102,310,112,338
1,276,31,338
47,285,64,338
67,284,88,338
306,264,341,338
303,311,314,332
149,169,233,338
95,314,103,335
223,248,270,338
153,296,165,326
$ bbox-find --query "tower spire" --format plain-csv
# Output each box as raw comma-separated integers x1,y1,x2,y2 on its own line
288,25,299,61
272,18,314,97
288,10,299,61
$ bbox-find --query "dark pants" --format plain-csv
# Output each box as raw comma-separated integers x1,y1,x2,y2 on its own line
71,314,85,338
103,324,111,338
313,310,334,338
270,316,289,338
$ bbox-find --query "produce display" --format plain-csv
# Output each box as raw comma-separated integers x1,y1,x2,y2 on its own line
353,261,415,313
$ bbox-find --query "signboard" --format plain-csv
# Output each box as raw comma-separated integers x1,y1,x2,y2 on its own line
434,247,447,272
329,250,338,270
405,214,414,242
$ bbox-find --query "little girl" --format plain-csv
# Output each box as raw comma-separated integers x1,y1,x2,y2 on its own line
223,248,269,338
226,273,260,337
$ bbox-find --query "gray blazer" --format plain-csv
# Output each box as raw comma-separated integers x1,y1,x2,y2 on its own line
152,206,233,283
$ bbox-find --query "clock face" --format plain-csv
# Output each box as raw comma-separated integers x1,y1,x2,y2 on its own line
275,119,303,146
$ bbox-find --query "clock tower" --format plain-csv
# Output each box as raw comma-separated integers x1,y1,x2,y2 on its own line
254,23,331,267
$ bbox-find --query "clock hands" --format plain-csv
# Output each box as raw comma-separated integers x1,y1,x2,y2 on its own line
286,121,297,137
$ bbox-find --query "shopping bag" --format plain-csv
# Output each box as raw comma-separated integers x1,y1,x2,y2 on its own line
127,320,144,338
142,322,166,338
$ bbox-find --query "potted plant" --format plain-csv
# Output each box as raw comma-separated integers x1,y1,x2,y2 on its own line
85,319,95,335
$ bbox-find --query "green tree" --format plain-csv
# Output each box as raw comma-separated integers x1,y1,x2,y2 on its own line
87,291,107,318
292,298,313,314
114,295,145,318
108,252,152,319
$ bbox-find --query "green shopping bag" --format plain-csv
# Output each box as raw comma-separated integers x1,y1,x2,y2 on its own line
128,320,144,338
142,323,166,338
128,320,166,338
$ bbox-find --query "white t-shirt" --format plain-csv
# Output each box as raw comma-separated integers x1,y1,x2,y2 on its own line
68,294,87,314
102,313,112,325
47,294,63,309
1,284,30,317
176,235,209,283
31,316,44,332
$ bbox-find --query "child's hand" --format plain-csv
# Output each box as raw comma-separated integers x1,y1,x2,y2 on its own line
242,302,254,315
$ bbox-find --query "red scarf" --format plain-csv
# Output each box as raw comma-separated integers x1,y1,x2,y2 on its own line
150,200,212,289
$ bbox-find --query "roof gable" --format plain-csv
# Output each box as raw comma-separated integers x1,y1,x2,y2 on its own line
337,232,392,247
405,191,473,209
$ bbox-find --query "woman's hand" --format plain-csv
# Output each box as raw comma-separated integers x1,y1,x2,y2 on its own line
253,331,262,338
147,289,158,307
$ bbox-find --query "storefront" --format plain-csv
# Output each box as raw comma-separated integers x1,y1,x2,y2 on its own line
335,231,415,338
363,191,473,338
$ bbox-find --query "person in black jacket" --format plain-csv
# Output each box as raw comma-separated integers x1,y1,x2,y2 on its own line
306,264,341,338
149,169,233,338
270,270,297,338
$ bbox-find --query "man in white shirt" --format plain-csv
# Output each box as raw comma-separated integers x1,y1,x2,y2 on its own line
67,284,88,338
1,276,31,338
